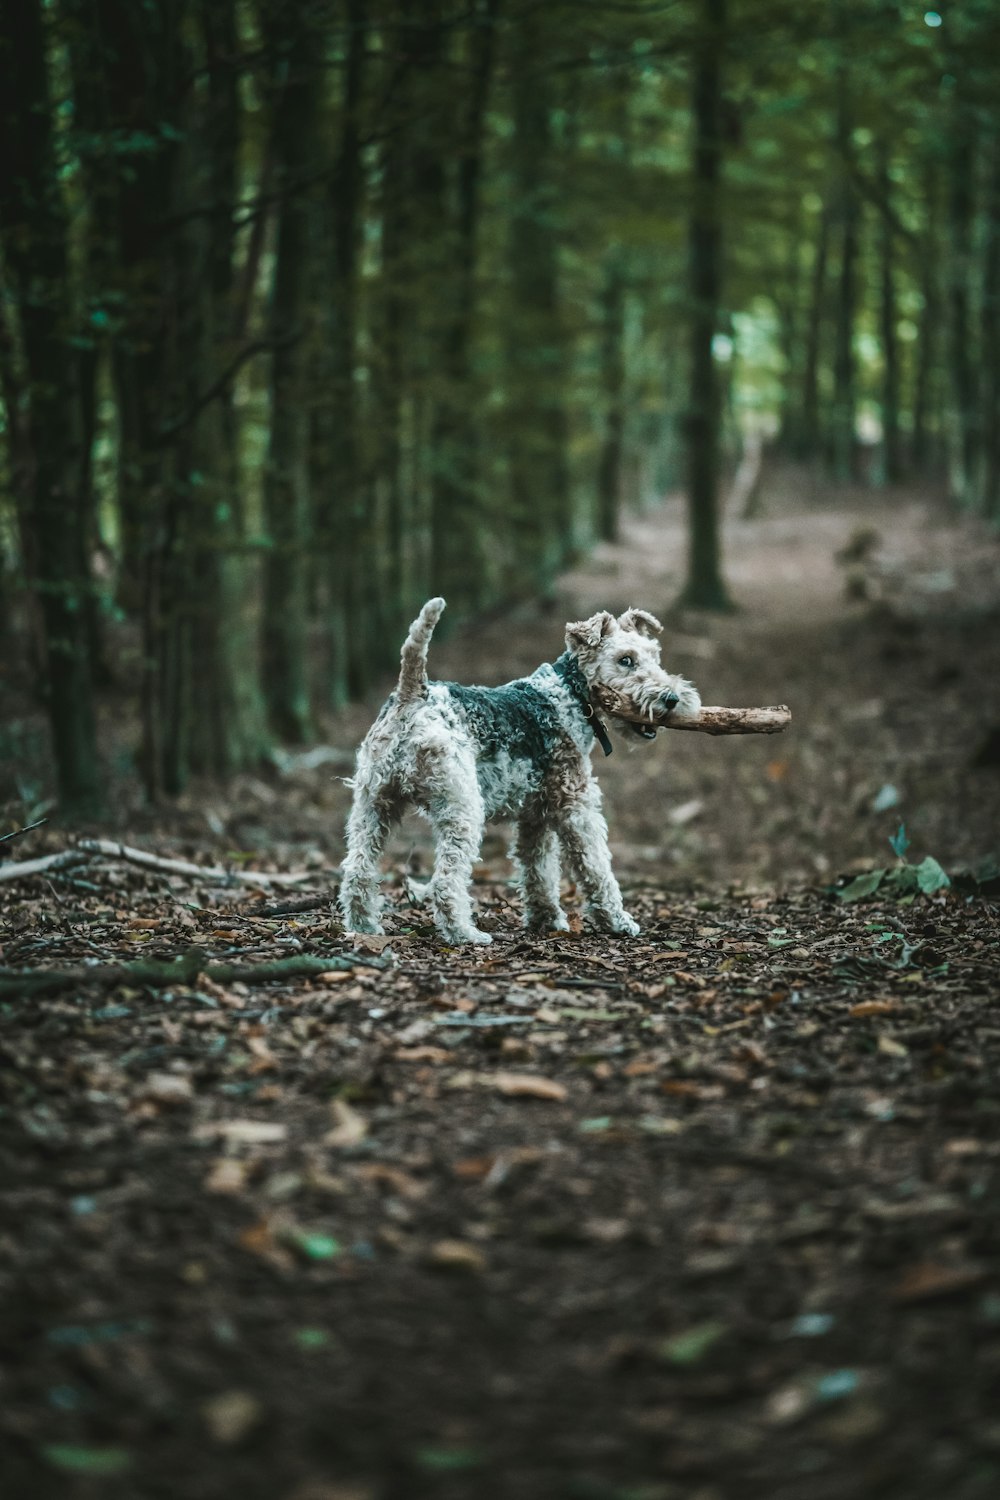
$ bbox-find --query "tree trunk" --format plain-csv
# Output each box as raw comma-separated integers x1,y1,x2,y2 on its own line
261,3,320,743
980,132,1000,520
507,6,571,594
597,254,627,543
0,0,100,811
878,147,902,484
681,0,732,611
912,163,940,473
429,0,499,615
797,204,829,463
829,68,859,484
945,96,979,506
312,0,367,706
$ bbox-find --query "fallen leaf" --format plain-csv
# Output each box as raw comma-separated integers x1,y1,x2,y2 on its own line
659,1320,728,1365
325,1098,368,1147
42,1444,132,1476
393,1046,451,1063
849,1000,900,1017
195,1120,287,1145
891,1262,986,1302
426,1239,487,1273
139,1072,193,1106
490,1071,568,1102
202,1389,263,1445
204,1157,248,1194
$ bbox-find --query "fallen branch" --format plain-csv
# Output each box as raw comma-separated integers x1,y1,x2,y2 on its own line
0,838,321,887
593,690,791,736
0,950,385,1000
0,817,48,850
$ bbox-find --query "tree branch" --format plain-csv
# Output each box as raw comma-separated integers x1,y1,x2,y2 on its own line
0,950,385,1000
592,692,792,735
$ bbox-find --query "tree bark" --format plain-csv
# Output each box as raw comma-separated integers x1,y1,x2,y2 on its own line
0,0,100,812
878,146,902,484
829,65,859,484
945,94,979,506
429,0,499,614
681,0,732,610
911,162,940,473
597,253,627,543
313,0,367,705
981,131,1000,520
261,1,320,743
507,6,572,593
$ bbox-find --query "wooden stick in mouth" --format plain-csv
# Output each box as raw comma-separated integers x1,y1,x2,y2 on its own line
592,688,791,737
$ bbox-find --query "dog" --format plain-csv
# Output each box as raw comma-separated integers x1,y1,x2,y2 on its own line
339,598,701,945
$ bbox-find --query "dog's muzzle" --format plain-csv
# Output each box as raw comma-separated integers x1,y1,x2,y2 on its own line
629,689,680,740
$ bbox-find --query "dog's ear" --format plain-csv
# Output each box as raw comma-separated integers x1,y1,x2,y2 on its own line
565,611,616,654
617,607,662,639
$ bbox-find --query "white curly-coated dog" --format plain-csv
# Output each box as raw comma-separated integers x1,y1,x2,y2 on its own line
339,598,700,946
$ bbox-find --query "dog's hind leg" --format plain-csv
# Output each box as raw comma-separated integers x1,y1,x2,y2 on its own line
514,815,569,932
428,779,491,946
340,786,397,934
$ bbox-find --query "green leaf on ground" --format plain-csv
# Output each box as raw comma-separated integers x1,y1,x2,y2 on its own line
658,1320,728,1365
414,1446,485,1471
915,856,951,894
42,1444,132,1476
835,870,885,902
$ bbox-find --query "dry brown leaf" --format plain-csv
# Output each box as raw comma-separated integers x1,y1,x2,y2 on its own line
850,1000,901,1018
325,1098,368,1147
204,1157,249,1195
426,1239,488,1273
139,1072,193,1106
891,1262,986,1302
393,1045,451,1063
357,1163,425,1198
195,1119,287,1145
490,1071,568,1102
202,1389,263,1445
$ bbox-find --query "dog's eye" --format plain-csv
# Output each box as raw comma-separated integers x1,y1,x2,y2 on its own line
618,655,634,668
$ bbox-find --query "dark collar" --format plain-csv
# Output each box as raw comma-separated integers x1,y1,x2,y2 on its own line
552,652,614,757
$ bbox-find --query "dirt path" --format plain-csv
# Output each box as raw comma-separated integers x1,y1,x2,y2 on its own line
2,474,999,1500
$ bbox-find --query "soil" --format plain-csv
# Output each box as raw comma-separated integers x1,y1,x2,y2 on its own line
2,470,1000,1500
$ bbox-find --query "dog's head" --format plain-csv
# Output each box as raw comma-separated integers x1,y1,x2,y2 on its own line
565,607,701,741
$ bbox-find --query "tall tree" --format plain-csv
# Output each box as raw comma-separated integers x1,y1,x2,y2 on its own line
506,4,572,594
0,0,100,810
260,0,323,742
681,0,731,610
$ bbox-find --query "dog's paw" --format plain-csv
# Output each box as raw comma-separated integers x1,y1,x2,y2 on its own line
440,926,493,947
608,912,641,937
524,909,570,934
342,914,384,936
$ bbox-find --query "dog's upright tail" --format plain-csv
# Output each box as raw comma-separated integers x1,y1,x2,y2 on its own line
396,596,445,705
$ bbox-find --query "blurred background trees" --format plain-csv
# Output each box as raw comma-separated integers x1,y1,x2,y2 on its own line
2,0,999,810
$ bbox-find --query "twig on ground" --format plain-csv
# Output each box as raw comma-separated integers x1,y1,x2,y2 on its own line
593,691,791,736
239,894,338,919
0,817,48,850
0,838,322,888
0,950,385,999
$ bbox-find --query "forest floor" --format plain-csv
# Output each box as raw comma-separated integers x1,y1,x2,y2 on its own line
2,469,1000,1500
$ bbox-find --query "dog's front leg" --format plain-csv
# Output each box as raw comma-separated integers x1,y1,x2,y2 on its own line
514,815,570,933
558,782,640,937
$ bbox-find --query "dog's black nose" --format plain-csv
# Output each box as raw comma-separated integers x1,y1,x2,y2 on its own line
659,691,680,713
